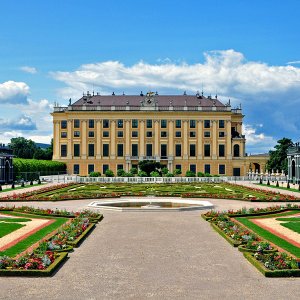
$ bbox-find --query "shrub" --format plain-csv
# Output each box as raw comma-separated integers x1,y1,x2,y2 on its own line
0,185,2,191
117,169,126,177
11,182,15,189
287,182,290,189
166,172,174,177
197,172,205,177
161,167,169,176
267,179,270,185
150,171,160,177
89,171,101,177
130,167,138,175
138,171,148,177
173,169,182,176
105,169,114,177
185,170,196,177
204,173,212,177
276,181,279,187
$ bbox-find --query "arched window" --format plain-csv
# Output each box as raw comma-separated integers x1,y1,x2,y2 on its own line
233,144,240,157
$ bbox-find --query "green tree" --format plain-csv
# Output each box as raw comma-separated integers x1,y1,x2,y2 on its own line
185,170,196,177
150,171,160,177
267,138,293,174
161,167,169,176
173,169,182,176
105,169,114,177
130,167,138,175
9,137,37,159
117,169,126,177
138,160,162,176
90,171,101,177
138,170,148,177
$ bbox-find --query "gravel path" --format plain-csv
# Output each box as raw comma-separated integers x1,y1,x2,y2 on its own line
1,184,300,299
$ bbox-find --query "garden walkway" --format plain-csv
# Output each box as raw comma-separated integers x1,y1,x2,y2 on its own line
1,195,300,299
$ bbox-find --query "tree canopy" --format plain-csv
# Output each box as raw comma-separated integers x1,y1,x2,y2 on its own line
266,138,293,174
8,137,52,160
138,160,162,176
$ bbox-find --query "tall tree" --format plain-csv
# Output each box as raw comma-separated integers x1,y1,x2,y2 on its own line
9,137,37,159
266,138,293,174
138,160,162,176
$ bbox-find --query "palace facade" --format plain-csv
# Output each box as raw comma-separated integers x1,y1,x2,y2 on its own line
52,92,268,176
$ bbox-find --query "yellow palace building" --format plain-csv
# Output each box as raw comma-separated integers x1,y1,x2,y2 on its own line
52,91,268,176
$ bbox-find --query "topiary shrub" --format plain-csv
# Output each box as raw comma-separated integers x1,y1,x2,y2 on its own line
185,170,196,177
197,171,205,177
105,169,114,177
287,182,290,189
259,178,263,184
21,181,25,187
117,169,126,177
267,179,270,185
276,181,279,187
150,171,160,177
30,180,33,185
138,171,147,177
11,182,15,189
0,185,2,191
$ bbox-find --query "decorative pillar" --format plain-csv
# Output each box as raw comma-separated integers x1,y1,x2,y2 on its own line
111,120,116,158
226,120,232,159
125,120,130,156
154,120,159,157
168,120,174,156
67,120,72,158
82,120,87,159
183,120,188,159
212,120,217,159
197,120,203,159
96,120,101,159
140,120,145,156
53,121,60,159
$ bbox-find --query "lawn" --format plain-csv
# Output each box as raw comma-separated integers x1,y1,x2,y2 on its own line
9,182,298,201
0,211,69,257
235,211,300,258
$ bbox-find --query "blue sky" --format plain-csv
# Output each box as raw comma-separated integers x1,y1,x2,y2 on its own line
1,0,300,153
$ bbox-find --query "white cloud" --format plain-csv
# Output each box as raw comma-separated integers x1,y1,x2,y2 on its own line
0,81,30,104
287,60,300,65
51,50,300,101
243,124,276,154
27,134,52,144
0,115,37,130
20,66,37,74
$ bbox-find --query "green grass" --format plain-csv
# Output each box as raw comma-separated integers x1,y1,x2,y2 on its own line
236,215,300,258
0,183,43,193
257,183,300,193
31,182,292,201
0,223,25,238
0,211,69,257
281,222,300,234
0,218,31,223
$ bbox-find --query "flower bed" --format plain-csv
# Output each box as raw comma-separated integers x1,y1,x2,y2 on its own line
238,241,277,253
0,251,68,276
243,252,300,277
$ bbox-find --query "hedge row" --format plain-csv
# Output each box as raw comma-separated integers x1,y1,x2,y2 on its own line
13,158,66,180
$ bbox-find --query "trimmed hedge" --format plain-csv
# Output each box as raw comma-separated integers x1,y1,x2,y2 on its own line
238,245,277,254
13,158,66,180
210,222,242,247
0,252,68,277
243,252,300,277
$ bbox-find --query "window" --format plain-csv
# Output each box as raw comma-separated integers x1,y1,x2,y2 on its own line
132,131,138,138
190,131,196,138
161,120,167,128
132,119,138,128
117,164,123,170
204,164,210,174
103,131,109,138
61,132,67,138
61,145,67,157
88,144,94,157
117,144,124,157
190,120,196,128
233,168,241,176
89,119,94,128
219,164,225,175
175,144,181,156
88,164,94,174
103,119,109,128
233,144,240,157
161,144,167,158
132,144,138,156
73,164,80,174
219,131,225,138
204,144,210,157
190,164,196,173
74,144,80,157
61,120,67,129
175,164,181,171
175,131,181,138
175,120,181,128
74,119,80,128
147,119,152,128
204,120,210,128
103,164,109,174
204,131,210,137
74,131,80,138
103,144,109,157
219,120,225,129
146,144,152,156
219,144,225,157
161,131,167,138
117,131,123,138
146,131,153,138
117,119,123,128
190,144,196,157
88,131,94,138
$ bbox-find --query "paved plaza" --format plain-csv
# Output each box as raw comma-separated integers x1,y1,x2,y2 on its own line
1,184,300,299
